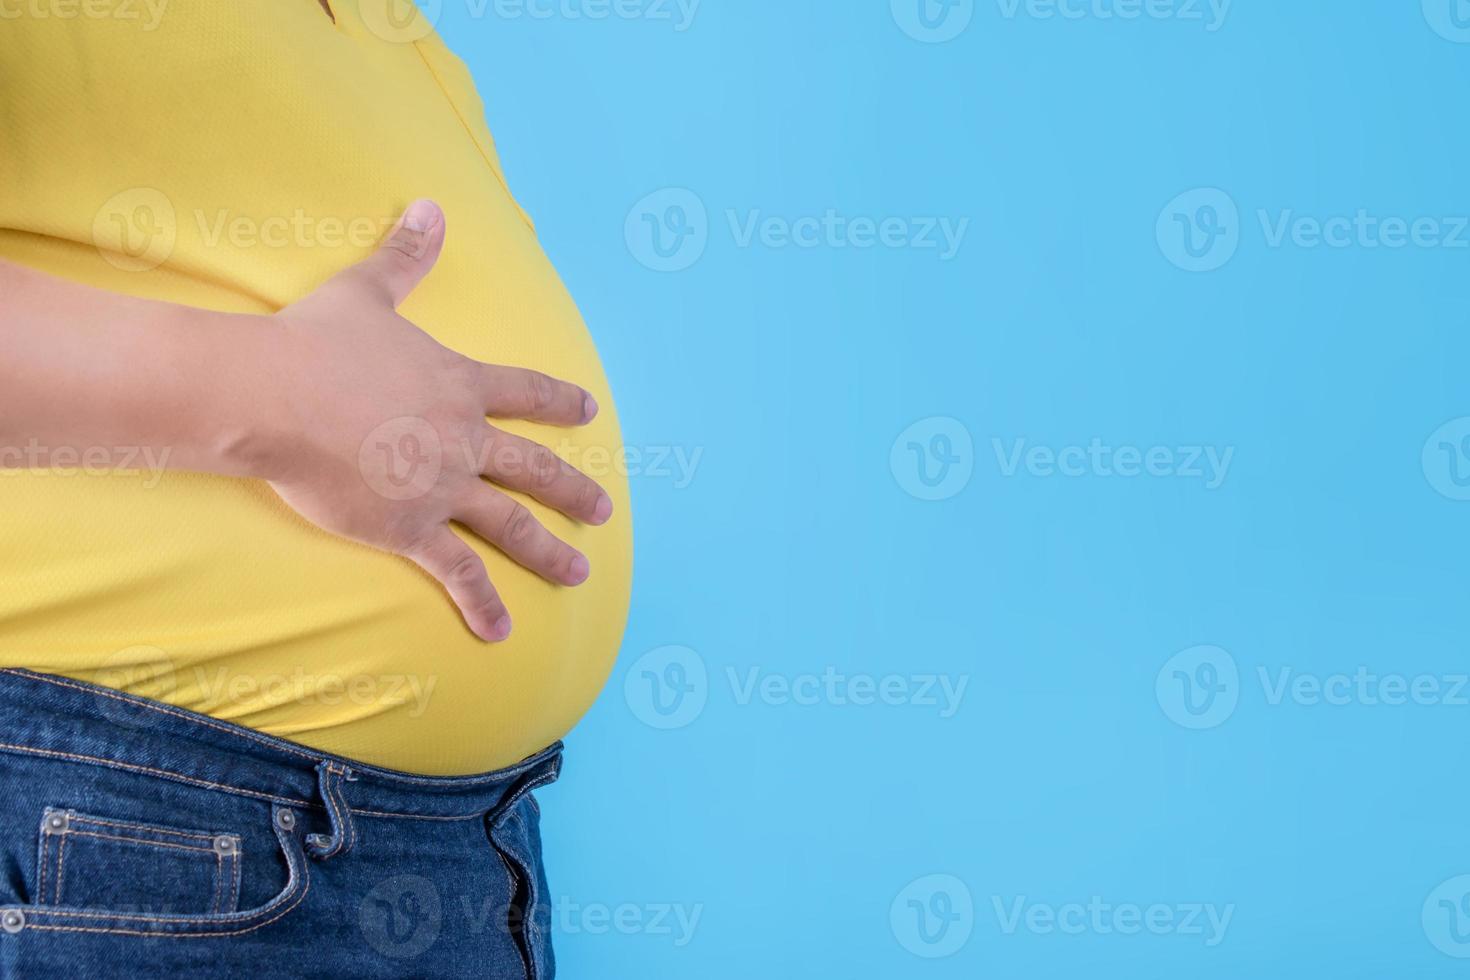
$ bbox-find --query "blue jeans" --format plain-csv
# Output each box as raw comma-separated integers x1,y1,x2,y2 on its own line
0,669,561,978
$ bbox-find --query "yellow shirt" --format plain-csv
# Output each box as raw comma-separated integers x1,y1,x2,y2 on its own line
0,1,632,774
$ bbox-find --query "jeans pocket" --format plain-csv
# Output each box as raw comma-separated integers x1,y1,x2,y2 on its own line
1,802,309,939
35,808,242,916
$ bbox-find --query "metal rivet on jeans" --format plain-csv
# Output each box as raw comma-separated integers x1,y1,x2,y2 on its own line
213,835,237,856
1,910,24,934
44,812,68,834
276,809,296,831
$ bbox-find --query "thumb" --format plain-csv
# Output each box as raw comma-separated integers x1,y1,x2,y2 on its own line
353,199,446,307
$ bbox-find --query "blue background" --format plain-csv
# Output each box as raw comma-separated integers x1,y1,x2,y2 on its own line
437,1,1470,976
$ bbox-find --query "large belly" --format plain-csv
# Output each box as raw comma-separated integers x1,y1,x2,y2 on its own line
0,5,632,774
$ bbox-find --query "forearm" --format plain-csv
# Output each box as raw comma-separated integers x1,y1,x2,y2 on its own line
0,259,291,478
0,200,612,640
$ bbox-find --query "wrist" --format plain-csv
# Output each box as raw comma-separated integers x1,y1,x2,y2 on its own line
186,309,307,482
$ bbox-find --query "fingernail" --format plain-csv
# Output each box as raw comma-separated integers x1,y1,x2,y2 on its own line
404,199,439,233
582,393,598,423
592,494,613,525
568,554,591,585
488,615,512,642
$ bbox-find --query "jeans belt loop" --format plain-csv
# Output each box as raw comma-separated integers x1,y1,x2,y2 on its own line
305,759,357,860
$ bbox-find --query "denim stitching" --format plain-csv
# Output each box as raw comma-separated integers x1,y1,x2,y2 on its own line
26,813,256,921
21,873,309,939
519,773,558,980
490,767,560,829
344,777,358,851
212,851,224,915
36,829,50,905
21,870,306,930
54,836,68,905
227,848,242,914
17,809,309,934
488,773,557,980
322,746,562,789
0,742,318,809
340,780,355,851
490,844,531,978
352,808,483,821
72,815,225,843
43,812,242,913
307,762,355,859
0,691,565,824
507,808,543,980
329,763,357,854
22,903,301,939
64,830,220,855
4,742,499,821
326,764,348,852
3,744,501,821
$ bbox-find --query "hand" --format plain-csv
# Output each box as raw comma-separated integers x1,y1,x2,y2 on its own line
263,200,611,642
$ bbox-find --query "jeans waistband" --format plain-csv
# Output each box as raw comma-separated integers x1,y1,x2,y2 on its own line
0,669,562,824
